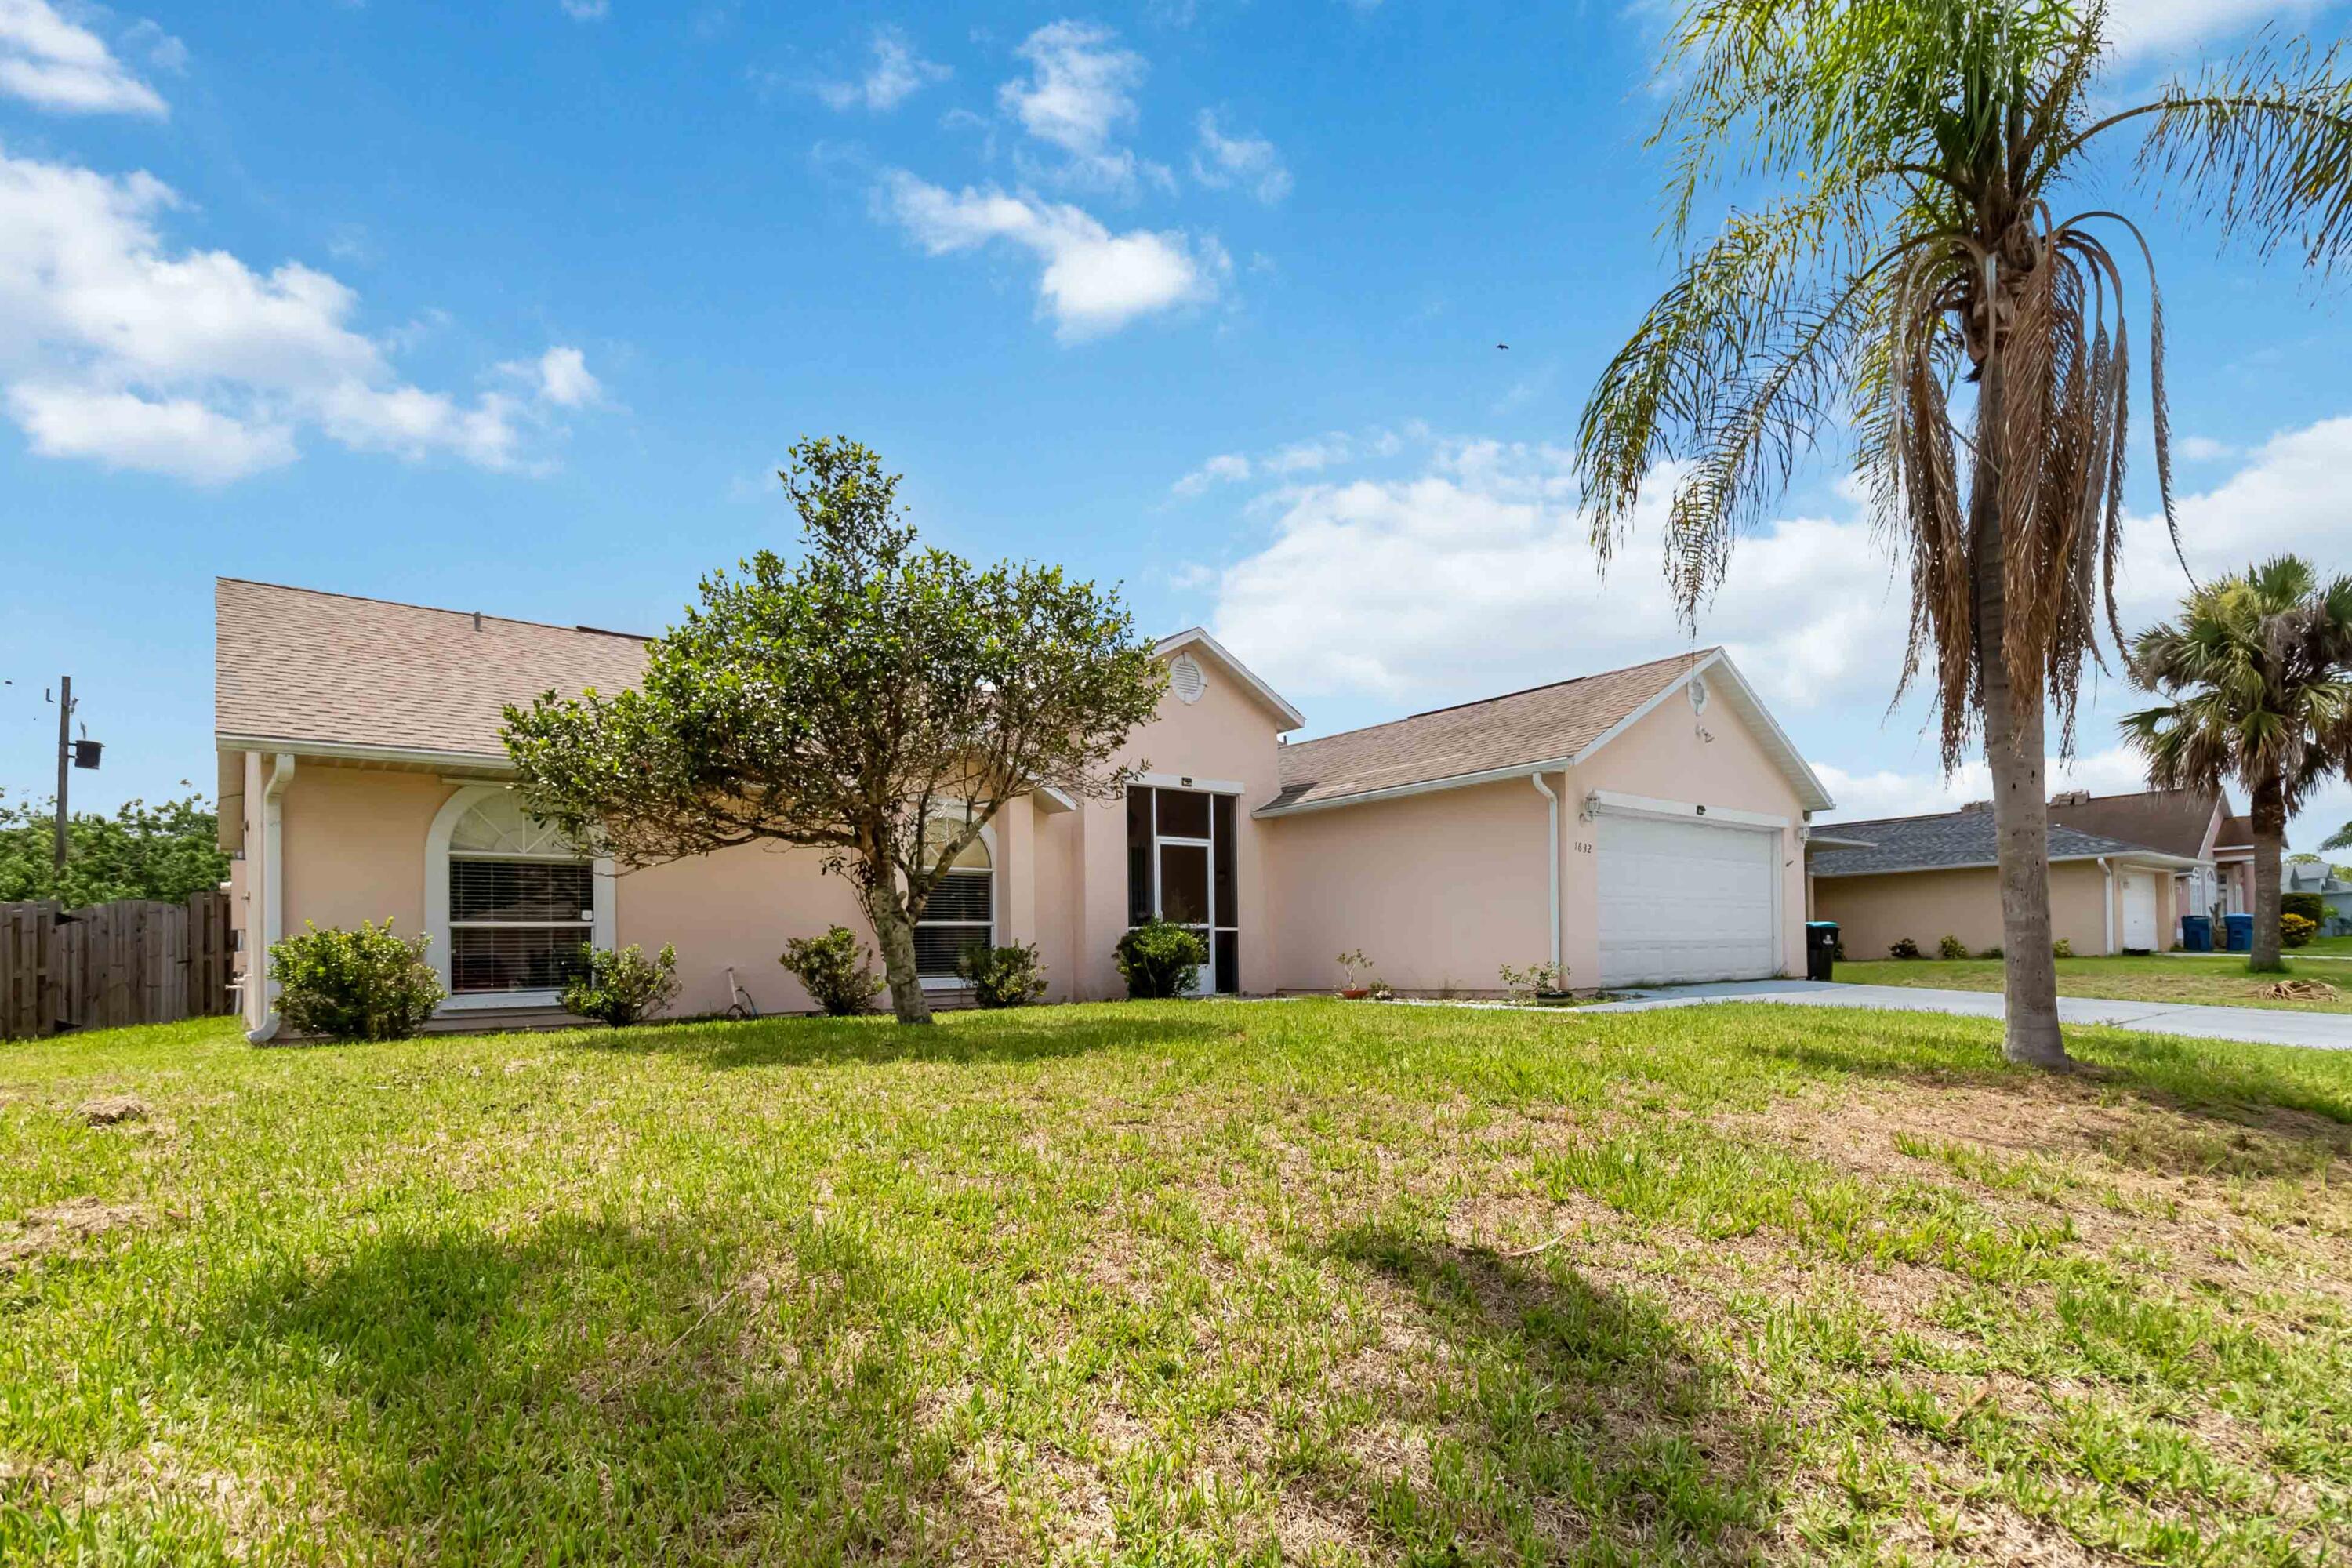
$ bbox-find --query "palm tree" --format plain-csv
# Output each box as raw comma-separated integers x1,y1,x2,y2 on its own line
1574,0,2352,1065
2123,558,2352,971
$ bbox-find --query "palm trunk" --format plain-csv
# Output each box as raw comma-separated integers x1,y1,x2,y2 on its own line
865,888,934,1025
1970,354,2070,1069
2249,775,2288,973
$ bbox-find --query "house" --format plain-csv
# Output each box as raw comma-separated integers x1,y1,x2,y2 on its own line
2045,787,2249,921
2285,860,2352,935
1808,790,2218,959
215,578,1832,1033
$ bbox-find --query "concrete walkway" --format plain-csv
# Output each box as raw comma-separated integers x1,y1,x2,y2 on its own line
1587,978,2352,1051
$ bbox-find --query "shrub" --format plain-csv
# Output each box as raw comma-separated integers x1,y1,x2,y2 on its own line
956,942,1047,1008
2053,938,2074,959
1980,944,2003,959
561,942,680,1027
2282,891,2326,926
1936,935,1969,960
2282,912,2318,949
1116,920,1207,1000
779,925,883,1016
268,920,444,1041
1889,938,1922,960
1335,949,1374,992
1498,961,1568,1001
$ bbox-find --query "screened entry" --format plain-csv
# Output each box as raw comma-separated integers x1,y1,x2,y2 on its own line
1126,786,1240,994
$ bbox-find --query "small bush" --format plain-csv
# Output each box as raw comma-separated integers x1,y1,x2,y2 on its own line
1116,920,1207,1000
561,942,680,1027
1980,944,2003,959
269,920,444,1041
1498,961,1568,1001
779,925,884,1016
956,942,1047,1008
1936,935,1969,960
2282,891,2325,926
2053,938,2074,959
2281,912,2318,949
1889,938,1922,960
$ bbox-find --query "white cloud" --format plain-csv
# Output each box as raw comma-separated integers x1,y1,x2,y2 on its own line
560,0,609,20
2105,0,2338,58
1266,432,1349,474
0,0,166,115
5,383,292,482
1192,110,1290,204
517,344,601,407
0,147,590,483
875,170,1221,339
815,25,949,112
2176,434,2234,463
1812,748,2155,824
997,19,1152,194
1172,451,1250,496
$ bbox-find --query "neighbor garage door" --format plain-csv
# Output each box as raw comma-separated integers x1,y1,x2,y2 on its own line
1596,812,1779,986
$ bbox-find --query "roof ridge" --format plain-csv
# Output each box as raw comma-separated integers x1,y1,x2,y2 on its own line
218,576,652,641
1287,648,1715,750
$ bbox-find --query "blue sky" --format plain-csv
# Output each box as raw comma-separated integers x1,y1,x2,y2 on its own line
6,0,2352,844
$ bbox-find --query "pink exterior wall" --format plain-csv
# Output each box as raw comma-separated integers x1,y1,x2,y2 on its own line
281,767,445,938
1815,859,2115,959
1264,779,1551,995
1569,688,1809,985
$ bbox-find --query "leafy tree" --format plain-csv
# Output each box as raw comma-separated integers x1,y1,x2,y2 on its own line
503,437,1166,1024
2125,557,2352,971
0,793,229,906
1574,0,2352,1065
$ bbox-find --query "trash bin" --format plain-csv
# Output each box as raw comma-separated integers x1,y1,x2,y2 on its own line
2180,914,2212,953
1805,921,1839,982
2223,913,2255,953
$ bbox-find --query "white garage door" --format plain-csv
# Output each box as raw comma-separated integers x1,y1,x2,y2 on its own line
2120,870,2158,951
1597,813,1779,986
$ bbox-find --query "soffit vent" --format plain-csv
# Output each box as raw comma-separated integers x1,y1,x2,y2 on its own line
1171,653,1207,704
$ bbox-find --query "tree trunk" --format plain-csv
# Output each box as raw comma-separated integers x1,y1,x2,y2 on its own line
2249,775,2288,973
866,891,934,1025
1969,354,2071,1069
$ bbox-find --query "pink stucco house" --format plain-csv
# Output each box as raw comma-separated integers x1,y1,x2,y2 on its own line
215,578,1835,1035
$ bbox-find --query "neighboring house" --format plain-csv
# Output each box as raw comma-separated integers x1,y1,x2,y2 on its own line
1808,800,2207,958
216,579,1835,1031
2046,786,2244,922
2285,861,2352,935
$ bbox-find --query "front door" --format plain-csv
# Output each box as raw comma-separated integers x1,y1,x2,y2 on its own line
1158,840,1212,994
2121,871,2159,951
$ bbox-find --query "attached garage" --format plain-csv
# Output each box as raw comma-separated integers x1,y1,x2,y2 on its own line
1595,808,1780,986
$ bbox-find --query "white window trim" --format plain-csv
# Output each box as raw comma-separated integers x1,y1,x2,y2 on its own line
915,812,997,992
425,783,615,1011
1130,771,1245,795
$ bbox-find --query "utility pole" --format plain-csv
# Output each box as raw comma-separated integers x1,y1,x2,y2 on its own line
53,674,71,887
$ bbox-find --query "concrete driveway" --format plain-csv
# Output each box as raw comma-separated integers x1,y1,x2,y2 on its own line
1587,978,2352,1051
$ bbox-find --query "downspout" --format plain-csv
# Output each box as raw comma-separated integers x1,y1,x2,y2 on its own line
2098,857,2115,957
245,752,295,1044
1531,773,1562,980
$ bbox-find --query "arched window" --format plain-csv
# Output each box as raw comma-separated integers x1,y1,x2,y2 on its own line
913,817,993,982
426,786,611,1004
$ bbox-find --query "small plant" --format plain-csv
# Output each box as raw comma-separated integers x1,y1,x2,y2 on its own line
1116,920,1207,1000
1368,978,1397,1002
268,920,445,1041
561,942,680,1027
2282,891,2326,926
1335,949,1374,997
1980,944,2003,959
779,925,884,1016
955,941,1048,1008
1936,935,1969,960
1831,936,1847,961
1498,961,1568,1001
1889,938,1922,960
2052,938,2074,959
2281,912,2318,949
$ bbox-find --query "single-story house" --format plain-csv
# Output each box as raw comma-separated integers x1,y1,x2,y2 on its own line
2285,860,2352,935
2045,787,2249,921
216,578,1835,1034
1807,789,2221,959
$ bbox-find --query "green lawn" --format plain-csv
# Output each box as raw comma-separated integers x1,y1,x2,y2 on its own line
1837,955,2352,1013
4,1003,2350,1565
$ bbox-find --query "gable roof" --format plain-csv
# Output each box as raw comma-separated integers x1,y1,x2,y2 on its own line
2046,787,2226,861
2214,814,2257,855
1258,648,1833,817
216,578,652,764
1809,808,2199,878
1155,627,1305,731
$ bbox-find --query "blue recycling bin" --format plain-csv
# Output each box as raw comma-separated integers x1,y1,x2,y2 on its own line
2180,914,2212,953
2223,913,2254,953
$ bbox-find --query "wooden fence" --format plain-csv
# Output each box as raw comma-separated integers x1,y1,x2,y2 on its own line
0,891,236,1040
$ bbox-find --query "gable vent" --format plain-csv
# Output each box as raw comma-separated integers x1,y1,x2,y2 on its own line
1171,653,1207,704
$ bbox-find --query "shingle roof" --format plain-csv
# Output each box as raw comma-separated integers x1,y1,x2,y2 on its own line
1809,808,2177,878
215,578,650,760
2046,788,2223,860
2215,814,2257,852
1265,650,1713,813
